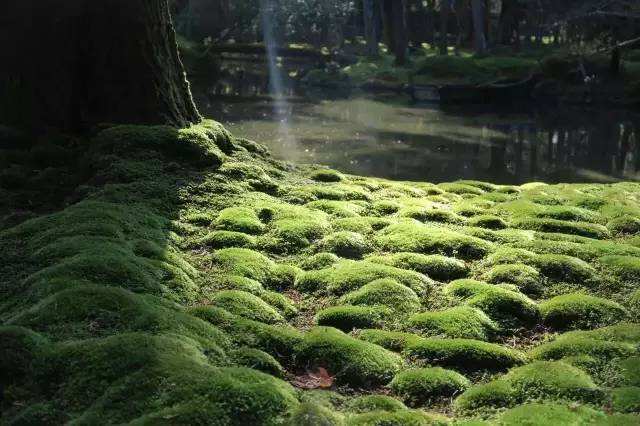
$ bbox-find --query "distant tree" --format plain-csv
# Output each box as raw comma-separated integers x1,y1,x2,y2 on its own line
440,0,452,54
363,0,382,56
382,0,409,65
471,0,487,53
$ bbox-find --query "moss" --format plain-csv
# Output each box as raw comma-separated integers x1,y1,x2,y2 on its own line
443,280,540,328
390,367,470,407
438,183,485,196
191,306,303,361
339,279,421,314
496,403,610,425
210,248,299,290
376,222,494,260
295,260,433,295
399,207,465,225
534,254,596,283
373,200,402,216
345,409,450,426
530,332,637,362
259,290,298,318
215,207,265,234
404,338,526,372
484,247,537,266
599,256,640,282
454,361,602,411
219,162,279,193
619,357,640,386
288,402,346,425
607,216,640,236
512,218,610,239
316,305,390,332
612,387,640,413
306,200,364,218
0,326,48,385
211,290,284,324
316,231,371,259
300,252,340,270
295,327,403,386
467,215,508,230
540,293,628,331
406,307,498,341
482,264,543,297
367,253,469,282
347,395,407,413
310,169,345,183
356,330,425,352
197,230,256,249
231,347,285,378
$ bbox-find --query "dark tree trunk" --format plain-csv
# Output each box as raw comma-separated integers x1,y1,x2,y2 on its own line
471,0,487,53
364,0,381,56
382,0,408,65
0,0,201,133
440,0,451,54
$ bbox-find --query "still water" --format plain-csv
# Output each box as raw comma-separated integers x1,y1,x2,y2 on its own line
196,62,640,184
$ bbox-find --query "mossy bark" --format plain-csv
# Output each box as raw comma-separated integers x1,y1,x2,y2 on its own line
0,0,201,132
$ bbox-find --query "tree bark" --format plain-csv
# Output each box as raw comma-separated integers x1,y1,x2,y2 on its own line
440,0,451,55
0,0,201,133
382,0,408,65
363,0,381,57
472,0,487,54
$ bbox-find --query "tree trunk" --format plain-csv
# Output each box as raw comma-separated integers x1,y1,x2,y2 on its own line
382,0,408,65
440,0,451,55
472,0,487,54
364,0,381,56
0,0,201,133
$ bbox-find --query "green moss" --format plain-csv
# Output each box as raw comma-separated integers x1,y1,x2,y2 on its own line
619,357,640,386
512,218,610,239
300,252,340,270
347,395,407,413
210,248,299,290
373,200,402,215
295,260,433,295
339,279,421,314
197,230,256,249
484,247,537,266
211,290,284,324
482,264,543,297
390,367,470,406
316,231,371,259
231,347,285,378
540,293,628,331
345,409,450,426
310,169,345,183
376,222,494,260
288,402,346,425
607,216,640,236
399,207,465,225
356,330,425,352
295,327,403,386
530,331,637,362
443,280,540,328
316,305,389,332
534,254,596,283
496,403,610,426
305,200,365,218
454,361,602,411
259,290,298,318
599,256,640,282
404,338,526,372
366,253,469,282
612,387,640,413
0,326,48,385
438,183,485,196
406,307,498,341
219,162,278,193
467,215,508,230
215,207,265,234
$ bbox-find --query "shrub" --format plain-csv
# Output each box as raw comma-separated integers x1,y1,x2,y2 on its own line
390,367,470,406
540,293,628,331
406,306,498,341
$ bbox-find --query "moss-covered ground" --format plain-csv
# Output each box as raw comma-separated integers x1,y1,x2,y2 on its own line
1,120,639,425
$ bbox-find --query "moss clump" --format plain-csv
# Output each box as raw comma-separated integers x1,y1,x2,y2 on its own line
197,230,256,249
372,200,401,216
599,256,640,282
607,216,640,236
438,182,485,196
339,279,421,314
215,207,265,234
390,367,470,406
530,328,637,362
356,330,425,352
534,254,596,283
443,280,540,328
346,395,407,413
310,169,345,183
0,326,48,385
404,338,526,372
612,387,640,413
210,248,299,290
288,402,346,425
367,253,469,282
210,290,284,324
455,361,602,411
399,207,465,225
295,327,403,386
259,203,331,252
540,293,628,331
345,409,450,426
512,218,610,239
316,305,389,332
619,356,640,386
231,347,285,378
316,231,371,259
295,260,433,295
406,307,498,341
468,215,508,230
300,252,340,270
496,403,614,426
482,263,542,297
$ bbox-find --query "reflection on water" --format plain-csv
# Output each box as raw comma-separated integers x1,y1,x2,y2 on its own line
199,87,640,184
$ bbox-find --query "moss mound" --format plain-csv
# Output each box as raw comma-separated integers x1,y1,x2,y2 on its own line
210,290,284,324
599,256,640,282
339,278,421,314
231,347,285,378
390,367,470,406
482,263,543,297
288,402,346,425
540,293,629,331
367,252,469,281
455,361,602,411
310,169,345,183
316,231,371,259
404,338,526,372
496,403,623,426
406,306,498,341
215,207,265,234
345,409,450,426
346,395,407,413
316,305,389,331
356,329,425,352
295,327,403,386
612,387,640,413
210,248,299,290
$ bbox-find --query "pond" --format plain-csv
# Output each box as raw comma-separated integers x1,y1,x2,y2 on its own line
195,60,640,184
